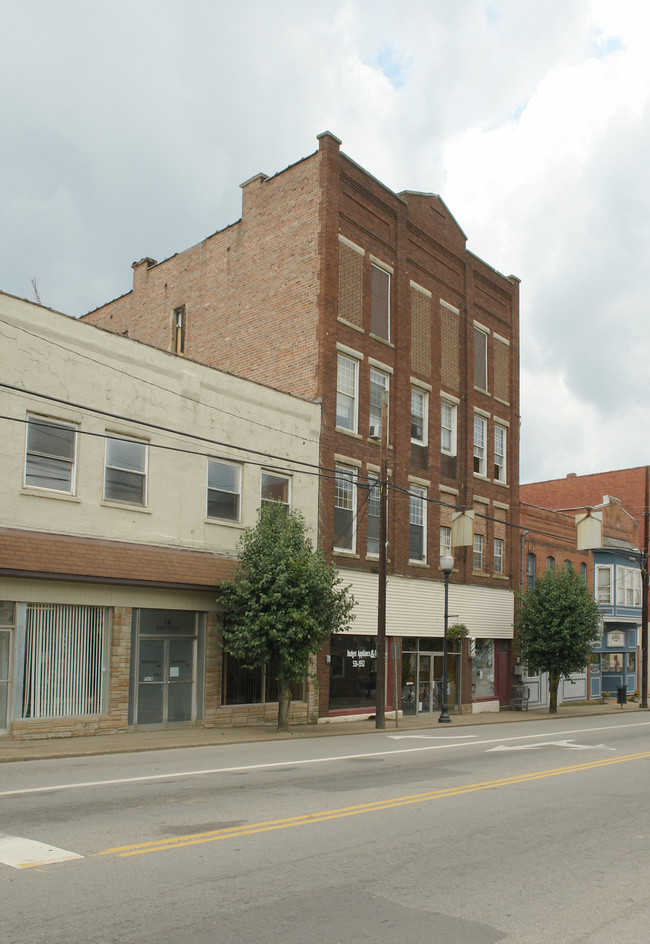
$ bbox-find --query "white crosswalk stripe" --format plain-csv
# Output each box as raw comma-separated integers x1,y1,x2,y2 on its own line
0,833,83,869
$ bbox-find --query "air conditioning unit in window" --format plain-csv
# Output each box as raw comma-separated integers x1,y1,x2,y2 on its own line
369,424,381,440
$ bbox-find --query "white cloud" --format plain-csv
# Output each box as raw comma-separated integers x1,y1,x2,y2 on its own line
1,0,650,482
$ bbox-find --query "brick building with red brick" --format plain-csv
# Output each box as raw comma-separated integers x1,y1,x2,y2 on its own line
85,132,521,717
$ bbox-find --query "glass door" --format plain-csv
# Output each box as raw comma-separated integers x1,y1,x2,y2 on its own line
137,636,196,726
0,630,11,733
418,654,433,713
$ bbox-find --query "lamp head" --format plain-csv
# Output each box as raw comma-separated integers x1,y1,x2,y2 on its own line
440,553,454,575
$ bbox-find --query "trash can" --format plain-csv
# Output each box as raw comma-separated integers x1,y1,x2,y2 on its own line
617,685,627,705
512,684,529,711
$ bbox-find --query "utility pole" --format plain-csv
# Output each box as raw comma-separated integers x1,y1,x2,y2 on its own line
642,466,649,709
375,397,388,729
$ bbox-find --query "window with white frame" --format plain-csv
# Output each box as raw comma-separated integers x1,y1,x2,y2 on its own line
104,435,148,505
334,465,356,552
411,388,428,445
440,526,452,558
261,472,290,511
494,424,506,482
596,565,612,604
621,566,641,606
370,264,390,340
441,401,457,455
473,414,487,476
474,326,488,390
369,368,389,438
367,478,380,556
473,533,484,571
409,486,427,563
336,353,359,432
25,415,77,492
494,538,504,574
207,459,241,521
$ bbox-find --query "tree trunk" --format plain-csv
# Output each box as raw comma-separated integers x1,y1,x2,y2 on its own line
549,670,560,714
277,679,293,732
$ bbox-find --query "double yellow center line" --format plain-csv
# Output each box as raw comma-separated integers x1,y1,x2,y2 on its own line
96,749,650,859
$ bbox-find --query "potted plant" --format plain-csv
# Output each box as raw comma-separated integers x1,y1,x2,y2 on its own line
630,690,640,703
446,623,469,645
601,690,611,703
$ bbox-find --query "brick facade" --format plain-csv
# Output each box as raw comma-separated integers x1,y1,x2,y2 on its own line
85,132,521,714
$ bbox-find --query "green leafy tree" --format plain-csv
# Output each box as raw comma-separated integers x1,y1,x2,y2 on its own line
517,566,602,713
220,502,356,731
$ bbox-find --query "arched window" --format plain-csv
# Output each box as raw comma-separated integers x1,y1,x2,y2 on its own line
526,553,536,590
546,556,555,572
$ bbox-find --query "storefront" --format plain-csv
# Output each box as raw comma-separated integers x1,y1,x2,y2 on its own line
590,624,638,698
329,634,378,712
401,637,461,715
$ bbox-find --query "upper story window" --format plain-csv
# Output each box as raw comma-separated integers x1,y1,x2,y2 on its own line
494,424,506,483
409,486,427,563
473,414,487,476
24,415,77,493
526,553,536,590
596,565,612,604
546,556,556,572
621,566,641,606
474,325,488,391
370,264,390,341
336,353,359,432
334,464,357,553
261,472,290,511
473,533,484,572
440,526,452,558
173,305,186,354
369,368,389,438
411,388,428,445
367,478,381,557
580,562,588,583
207,459,241,521
494,538,504,574
104,435,148,505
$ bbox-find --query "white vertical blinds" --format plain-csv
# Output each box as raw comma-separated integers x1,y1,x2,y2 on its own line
23,604,106,718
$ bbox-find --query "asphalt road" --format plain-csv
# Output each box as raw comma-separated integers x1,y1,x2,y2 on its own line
2,714,650,944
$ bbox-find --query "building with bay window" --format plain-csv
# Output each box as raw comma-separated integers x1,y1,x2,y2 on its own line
83,132,521,717
0,290,321,739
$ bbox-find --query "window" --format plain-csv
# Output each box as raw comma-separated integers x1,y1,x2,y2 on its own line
471,640,494,698
473,533,484,571
580,562,587,583
369,368,389,438
441,401,457,455
474,326,488,390
207,460,241,521
409,486,426,563
334,465,356,552
22,604,107,718
25,416,76,492
473,414,487,476
621,567,641,606
494,538,504,574
563,559,573,572
261,472,290,511
526,553,536,590
104,435,147,504
370,264,390,340
494,424,506,482
336,354,358,432
440,526,452,558
222,651,303,705
596,566,612,604
411,388,428,445
546,556,556,572
173,305,186,354
367,479,380,556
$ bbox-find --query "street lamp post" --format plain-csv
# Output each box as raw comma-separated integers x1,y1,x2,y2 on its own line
439,553,454,724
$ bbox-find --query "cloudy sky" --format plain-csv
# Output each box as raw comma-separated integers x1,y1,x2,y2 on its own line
2,0,649,484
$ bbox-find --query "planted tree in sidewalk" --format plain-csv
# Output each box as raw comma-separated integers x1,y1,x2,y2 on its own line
517,565,601,713
220,501,355,731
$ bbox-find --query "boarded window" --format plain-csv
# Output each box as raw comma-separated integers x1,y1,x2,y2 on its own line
338,243,363,328
370,264,390,340
411,287,431,374
440,305,459,390
494,337,510,402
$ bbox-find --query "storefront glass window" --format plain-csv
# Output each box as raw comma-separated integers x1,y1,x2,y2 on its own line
471,639,494,699
329,635,377,709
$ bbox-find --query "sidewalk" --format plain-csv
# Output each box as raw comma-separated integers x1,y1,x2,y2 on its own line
0,701,643,763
